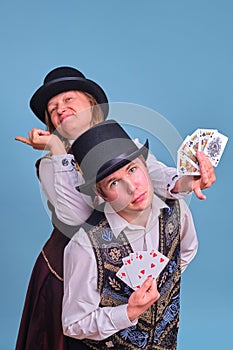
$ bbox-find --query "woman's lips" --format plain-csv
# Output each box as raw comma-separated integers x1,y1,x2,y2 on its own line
60,114,72,123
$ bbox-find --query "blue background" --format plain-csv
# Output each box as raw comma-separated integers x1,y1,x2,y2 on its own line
1,1,232,349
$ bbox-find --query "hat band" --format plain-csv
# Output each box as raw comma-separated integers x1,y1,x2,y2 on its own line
97,151,137,177
44,76,86,88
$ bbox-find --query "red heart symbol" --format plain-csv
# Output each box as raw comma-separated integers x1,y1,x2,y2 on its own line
153,253,157,257
140,269,145,275
160,258,164,263
151,263,156,268
122,272,126,277
127,259,131,264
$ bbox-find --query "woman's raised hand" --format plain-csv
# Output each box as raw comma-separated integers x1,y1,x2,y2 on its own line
15,128,67,154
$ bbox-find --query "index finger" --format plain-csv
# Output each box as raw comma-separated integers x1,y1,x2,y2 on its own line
15,136,31,145
139,276,155,292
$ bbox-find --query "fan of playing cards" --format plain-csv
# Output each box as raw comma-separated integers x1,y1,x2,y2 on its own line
177,128,228,175
116,249,169,290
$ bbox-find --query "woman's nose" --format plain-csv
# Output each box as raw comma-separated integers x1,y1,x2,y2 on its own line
57,102,66,114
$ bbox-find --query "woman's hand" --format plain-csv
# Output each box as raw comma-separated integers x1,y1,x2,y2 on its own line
15,128,67,155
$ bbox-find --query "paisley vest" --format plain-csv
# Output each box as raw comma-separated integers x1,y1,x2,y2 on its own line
83,199,181,350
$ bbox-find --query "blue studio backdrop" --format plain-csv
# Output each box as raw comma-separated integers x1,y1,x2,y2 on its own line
1,1,232,349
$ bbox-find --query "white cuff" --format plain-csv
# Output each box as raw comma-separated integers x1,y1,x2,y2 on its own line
52,154,76,173
111,304,138,330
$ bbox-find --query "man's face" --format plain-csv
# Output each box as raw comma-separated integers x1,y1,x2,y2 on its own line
96,157,154,223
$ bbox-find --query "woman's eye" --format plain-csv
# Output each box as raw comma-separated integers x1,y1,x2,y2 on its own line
49,107,56,114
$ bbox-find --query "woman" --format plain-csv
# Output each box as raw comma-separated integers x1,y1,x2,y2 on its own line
15,66,215,350
14,66,109,350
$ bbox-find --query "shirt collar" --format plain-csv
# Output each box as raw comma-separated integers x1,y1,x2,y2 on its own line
104,194,169,238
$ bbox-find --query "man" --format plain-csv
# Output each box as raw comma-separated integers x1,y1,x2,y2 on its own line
62,120,198,350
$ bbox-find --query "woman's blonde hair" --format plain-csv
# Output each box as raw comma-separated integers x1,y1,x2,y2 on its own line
44,91,105,151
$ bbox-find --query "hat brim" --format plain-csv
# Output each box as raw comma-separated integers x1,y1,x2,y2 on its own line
77,139,149,196
30,77,109,123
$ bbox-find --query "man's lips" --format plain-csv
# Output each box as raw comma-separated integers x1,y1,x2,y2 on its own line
132,192,146,204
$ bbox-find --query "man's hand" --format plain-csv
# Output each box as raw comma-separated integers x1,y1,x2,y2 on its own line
192,151,216,199
15,128,66,155
172,151,216,200
127,277,160,321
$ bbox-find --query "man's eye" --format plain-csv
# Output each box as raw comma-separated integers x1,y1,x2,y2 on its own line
110,180,118,187
66,97,72,102
129,166,136,173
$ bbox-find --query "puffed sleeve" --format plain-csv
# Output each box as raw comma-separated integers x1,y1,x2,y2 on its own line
39,155,93,226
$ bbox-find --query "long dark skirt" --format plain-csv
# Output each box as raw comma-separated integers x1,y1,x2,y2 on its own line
15,228,89,350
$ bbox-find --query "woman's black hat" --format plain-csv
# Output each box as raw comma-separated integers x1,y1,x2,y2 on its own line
30,66,109,123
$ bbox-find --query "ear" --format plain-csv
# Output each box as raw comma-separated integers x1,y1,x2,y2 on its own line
94,186,107,200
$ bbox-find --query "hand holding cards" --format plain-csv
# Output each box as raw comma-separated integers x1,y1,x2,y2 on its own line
116,249,169,290
177,128,228,175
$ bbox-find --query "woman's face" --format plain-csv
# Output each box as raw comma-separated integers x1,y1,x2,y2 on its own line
47,90,93,139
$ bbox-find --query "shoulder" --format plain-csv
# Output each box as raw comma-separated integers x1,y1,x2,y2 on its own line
64,227,89,255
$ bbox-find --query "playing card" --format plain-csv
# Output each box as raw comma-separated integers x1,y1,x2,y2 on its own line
125,250,169,288
198,129,216,152
178,136,199,165
177,151,200,176
125,251,148,288
116,265,133,289
187,130,200,154
122,255,133,268
177,127,228,174
203,130,228,167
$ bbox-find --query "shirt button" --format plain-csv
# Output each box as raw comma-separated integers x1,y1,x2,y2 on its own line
62,158,69,166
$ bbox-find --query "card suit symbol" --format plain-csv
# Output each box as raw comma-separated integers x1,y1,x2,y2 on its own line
136,253,143,260
122,272,126,277
151,263,156,268
150,250,157,258
160,258,164,263
140,269,145,275
127,259,131,264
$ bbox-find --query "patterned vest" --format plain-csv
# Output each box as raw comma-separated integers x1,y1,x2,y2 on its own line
83,199,181,350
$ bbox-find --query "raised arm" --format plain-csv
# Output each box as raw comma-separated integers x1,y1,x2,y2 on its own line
15,128,93,225
134,140,216,200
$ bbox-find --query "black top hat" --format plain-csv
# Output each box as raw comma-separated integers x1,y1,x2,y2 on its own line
71,120,149,195
30,66,109,123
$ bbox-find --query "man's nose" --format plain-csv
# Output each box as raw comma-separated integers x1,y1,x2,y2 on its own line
124,179,136,194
